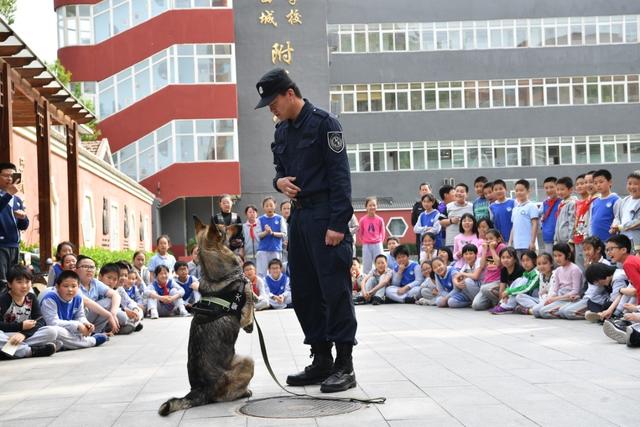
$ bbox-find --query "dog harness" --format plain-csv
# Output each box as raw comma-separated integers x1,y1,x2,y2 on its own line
191,270,248,323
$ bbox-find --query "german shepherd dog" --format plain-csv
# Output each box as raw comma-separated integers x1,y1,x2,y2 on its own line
159,217,255,416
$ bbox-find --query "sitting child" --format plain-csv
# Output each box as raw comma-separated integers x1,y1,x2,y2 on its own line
416,260,438,306
264,259,291,309
75,255,128,334
356,254,393,305
41,270,108,349
472,229,507,310
534,243,584,319
351,258,366,303
491,250,539,314
243,261,269,311
123,263,145,312
487,247,525,314
384,237,400,271
386,245,423,303
173,261,201,312
446,244,483,308
562,236,610,320
431,257,457,307
522,253,556,315
100,263,143,333
438,247,454,266
145,265,190,318
419,232,439,264
47,241,76,287
582,263,629,323
0,266,58,359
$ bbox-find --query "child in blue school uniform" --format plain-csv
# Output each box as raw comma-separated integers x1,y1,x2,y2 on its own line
256,197,287,278
264,259,291,309
173,261,201,312
489,179,515,246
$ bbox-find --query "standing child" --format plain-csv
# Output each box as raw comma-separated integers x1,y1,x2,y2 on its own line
265,259,291,310
472,229,507,310
611,170,640,252
386,245,423,303
554,177,577,245
358,254,393,305
47,241,76,287
573,172,595,268
256,197,287,278
243,261,269,311
0,266,58,359
145,265,190,319
213,194,244,254
416,261,438,306
473,176,490,220
489,179,515,246
411,183,432,249
508,179,539,257
280,201,291,264
148,235,177,282
492,250,539,315
173,261,201,312
452,213,482,269
357,197,386,273
41,270,108,349
446,245,482,308
441,183,473,252
242,205,261,264
535,243,584,318
539,177,560,254
590,169,620,243
413,194,442,248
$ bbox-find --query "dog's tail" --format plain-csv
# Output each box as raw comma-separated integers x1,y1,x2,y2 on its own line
158,392,207,416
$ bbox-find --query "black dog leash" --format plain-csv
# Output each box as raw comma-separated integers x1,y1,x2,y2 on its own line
252,314,386,405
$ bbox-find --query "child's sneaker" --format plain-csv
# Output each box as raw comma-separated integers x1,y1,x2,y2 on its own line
149,308,159,319
178,306,192,317
118,324,135,335
584,310,601,323
372,297,384,305
513,305,530,315
31,343,56,358
490,305,512,315
626,324,640,348
134,323,144,332
603,319,629,344
93,333,109,347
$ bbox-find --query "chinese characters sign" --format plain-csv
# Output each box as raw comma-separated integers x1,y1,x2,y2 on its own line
257,0,304,64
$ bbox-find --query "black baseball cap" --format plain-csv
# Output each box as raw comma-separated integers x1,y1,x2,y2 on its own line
255,68,295,109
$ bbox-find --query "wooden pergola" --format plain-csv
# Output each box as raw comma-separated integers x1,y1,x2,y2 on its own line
0,18,95,269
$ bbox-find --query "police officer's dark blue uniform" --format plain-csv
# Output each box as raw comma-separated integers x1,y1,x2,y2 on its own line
255,68,357,393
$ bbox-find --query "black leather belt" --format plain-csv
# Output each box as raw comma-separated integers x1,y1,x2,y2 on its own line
291,192,330,209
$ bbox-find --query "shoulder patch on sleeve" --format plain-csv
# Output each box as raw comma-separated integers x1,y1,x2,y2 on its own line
327,131,344,153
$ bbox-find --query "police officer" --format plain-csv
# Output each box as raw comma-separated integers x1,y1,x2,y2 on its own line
255,68,357,393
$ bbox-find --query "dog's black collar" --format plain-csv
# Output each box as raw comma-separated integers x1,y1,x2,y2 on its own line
192,287,246,322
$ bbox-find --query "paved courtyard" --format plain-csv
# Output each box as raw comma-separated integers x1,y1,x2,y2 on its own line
1,305,639,427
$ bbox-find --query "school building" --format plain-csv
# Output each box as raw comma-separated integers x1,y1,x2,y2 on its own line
55,0,640,249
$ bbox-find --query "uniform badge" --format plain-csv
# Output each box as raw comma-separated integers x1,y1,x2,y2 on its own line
328,131,344,153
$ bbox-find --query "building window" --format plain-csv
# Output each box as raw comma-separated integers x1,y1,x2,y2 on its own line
82,193,96,247
102,197,110,235
386,217,408,238
347,134,640,174
327,15,640,54
80,43,234,119
110,202,119,250
330,74,640,115
57,0,233,48
113,118,238,181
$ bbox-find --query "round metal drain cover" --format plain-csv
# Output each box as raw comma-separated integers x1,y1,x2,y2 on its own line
239,397,363,418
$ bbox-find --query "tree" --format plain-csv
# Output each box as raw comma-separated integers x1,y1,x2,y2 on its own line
47,59,101,141
0,0,17,25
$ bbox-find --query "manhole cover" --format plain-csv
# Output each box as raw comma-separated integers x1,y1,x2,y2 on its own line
239,397,363,418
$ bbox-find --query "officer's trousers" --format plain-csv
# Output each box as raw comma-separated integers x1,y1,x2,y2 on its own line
288,206,357,345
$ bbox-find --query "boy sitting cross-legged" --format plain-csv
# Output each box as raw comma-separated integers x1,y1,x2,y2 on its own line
0,265,58,359
101,262,143,333
41,270,108,349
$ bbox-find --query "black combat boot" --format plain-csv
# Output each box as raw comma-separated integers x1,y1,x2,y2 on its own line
286,342,334,386
320,343,356,393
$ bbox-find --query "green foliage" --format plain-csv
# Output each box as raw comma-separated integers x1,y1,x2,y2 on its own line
47,59,72,87
79,247,153,269
0,0,17,25
19,241,39,254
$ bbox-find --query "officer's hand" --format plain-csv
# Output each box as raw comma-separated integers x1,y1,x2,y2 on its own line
325,229,344,246
6,184,19,195
277,177,301,198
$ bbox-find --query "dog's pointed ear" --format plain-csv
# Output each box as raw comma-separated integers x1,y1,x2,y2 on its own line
194,215,206,234
207,216,220,242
